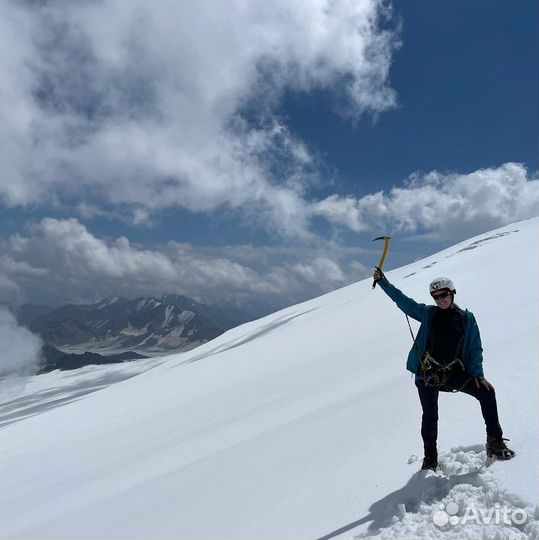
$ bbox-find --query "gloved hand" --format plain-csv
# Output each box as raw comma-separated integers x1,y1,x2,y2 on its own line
372,266,385,282
474,377,494,391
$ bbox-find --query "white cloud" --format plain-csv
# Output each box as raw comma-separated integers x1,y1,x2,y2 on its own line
0,307,42,378
291,257,345,283
0,218,366,309
0,0,398,237
1,161,535,310
312,163,539,239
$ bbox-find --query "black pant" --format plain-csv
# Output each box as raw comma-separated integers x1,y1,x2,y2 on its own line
415,371,503,459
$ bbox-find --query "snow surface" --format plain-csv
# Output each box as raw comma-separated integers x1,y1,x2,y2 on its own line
0,219,537,539
136,298,161,312
97,297,120,309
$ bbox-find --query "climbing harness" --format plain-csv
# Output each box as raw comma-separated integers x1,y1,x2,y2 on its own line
418,351,465,388
405,314,472,392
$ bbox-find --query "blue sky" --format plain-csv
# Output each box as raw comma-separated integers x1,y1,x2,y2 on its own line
284,0,537,190
0,0,537,311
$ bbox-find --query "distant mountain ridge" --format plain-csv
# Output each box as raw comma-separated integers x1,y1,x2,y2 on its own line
18,294,258,356
38,345,148,374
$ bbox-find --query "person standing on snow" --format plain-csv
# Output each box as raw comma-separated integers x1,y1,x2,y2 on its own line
372,267,515,471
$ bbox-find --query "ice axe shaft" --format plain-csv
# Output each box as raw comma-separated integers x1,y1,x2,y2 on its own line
372,236,391,289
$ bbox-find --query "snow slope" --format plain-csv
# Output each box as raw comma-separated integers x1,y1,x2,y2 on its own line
0,219,537,539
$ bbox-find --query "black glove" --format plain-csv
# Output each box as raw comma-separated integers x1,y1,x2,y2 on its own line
373,266,385,282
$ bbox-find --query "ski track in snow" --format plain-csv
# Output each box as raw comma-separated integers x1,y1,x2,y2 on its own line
0,358,166,429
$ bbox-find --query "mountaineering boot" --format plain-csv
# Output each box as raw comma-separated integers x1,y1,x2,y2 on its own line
421,455,438,471
486,436,515,460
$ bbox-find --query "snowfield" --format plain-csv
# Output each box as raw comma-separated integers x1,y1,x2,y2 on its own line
0,219,537,539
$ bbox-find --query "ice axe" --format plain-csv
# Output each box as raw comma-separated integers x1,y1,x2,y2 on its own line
372,236,391,289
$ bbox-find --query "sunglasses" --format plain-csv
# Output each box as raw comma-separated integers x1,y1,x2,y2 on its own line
431,291,451,301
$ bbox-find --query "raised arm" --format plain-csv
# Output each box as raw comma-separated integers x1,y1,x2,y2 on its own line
373,269,427,322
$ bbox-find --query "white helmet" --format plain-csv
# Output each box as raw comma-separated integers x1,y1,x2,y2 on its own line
429,277,456,294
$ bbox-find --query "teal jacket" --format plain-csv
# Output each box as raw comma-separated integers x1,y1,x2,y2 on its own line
378,276,485,379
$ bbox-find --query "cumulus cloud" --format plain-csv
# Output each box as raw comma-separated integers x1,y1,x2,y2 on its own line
0,0,398,237
312,163,539,239
0,307,42,378
0,218,366,309
1,162,536,310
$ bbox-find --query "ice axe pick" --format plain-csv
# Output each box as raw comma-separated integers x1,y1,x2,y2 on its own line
372,236,391,289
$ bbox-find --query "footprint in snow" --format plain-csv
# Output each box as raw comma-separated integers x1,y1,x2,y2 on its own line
353,447,538,540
